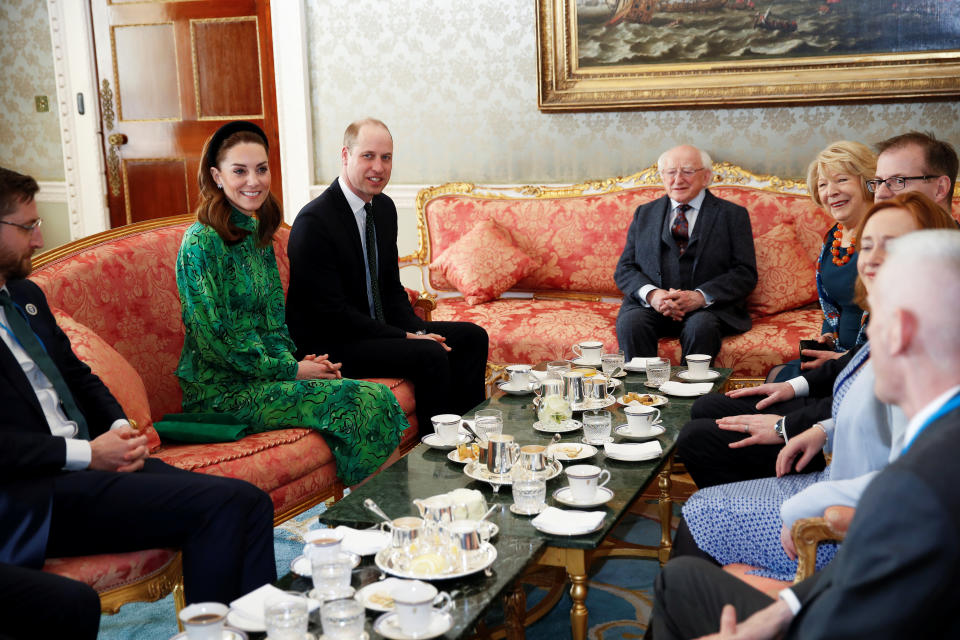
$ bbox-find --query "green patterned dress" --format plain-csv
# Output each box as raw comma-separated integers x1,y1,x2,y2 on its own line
175,210,408,485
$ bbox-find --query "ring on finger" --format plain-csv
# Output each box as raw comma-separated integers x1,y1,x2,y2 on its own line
744,424,750,434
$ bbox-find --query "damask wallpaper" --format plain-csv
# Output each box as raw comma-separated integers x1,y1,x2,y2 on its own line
305,0,960,185
0,0,64,181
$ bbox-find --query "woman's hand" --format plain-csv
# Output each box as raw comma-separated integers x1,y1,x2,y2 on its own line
297,354,342,380
724,382,796,410
776,426,828,477
780,524,798,560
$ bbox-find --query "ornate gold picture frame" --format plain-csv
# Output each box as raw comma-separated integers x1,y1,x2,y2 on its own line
537,0,960,111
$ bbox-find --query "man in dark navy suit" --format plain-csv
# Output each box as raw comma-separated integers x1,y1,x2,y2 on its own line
0,168,276,639
285,118,488,433
649,229,960,639
615,144,758,362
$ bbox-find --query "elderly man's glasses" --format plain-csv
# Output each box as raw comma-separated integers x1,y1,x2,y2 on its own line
661,168,706,179
865,175,937,193
0,218,42,233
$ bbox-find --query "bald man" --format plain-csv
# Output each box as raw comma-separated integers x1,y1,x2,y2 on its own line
615,145,758,361
650,229,960,640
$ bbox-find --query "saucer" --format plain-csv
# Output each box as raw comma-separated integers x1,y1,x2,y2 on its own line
355,577,406,611
547,442,598,462
580,436,614,445
420,433,469,450
447,447,478,464
320,633,365,640
290,551,361,577
677,369,721,381
614,423,665,440
617,393,668,407
169,629,248,640
374,610,454,640
553,486,614,508
533,418,582,433
497,380,537,395
570,357,603,367
309,585,356,602
570,396,616,411
510,502,547,516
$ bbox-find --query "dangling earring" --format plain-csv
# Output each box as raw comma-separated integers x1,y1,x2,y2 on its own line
216,183,223,190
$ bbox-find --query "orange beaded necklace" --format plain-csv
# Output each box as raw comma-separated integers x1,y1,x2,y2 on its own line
831,224,856,266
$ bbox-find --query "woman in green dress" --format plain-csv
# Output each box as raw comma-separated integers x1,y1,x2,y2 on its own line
175,121,408,486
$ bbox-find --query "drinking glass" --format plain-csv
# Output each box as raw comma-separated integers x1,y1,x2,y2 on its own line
473,408,503,441
321,598,365,640
645,358,671,388
264,591,309,640
601,351,625,377
512,469,546,514
581,409,612,444
311,553,353,600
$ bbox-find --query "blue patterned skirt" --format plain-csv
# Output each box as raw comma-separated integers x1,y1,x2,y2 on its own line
681,470,838,580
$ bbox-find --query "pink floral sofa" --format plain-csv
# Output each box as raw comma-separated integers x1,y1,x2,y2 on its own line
29,214,420,613
410,163,844,378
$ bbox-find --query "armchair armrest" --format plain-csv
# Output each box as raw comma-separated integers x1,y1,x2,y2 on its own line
791,506,855,582
412,290,437,322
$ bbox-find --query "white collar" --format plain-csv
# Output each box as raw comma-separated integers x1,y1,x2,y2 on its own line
669,189,706,212
338,175,368,216
901,384,960,452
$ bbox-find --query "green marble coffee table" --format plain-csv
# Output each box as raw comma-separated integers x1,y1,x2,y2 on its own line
317,368,730,639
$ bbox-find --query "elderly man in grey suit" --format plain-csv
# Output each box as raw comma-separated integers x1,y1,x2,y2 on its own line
615,145,758,361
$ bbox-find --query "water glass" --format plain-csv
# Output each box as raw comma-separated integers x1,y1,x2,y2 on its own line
601,351,625,377
582,409,612,444
473,408,503,441
512,474,546,514
321,597,365,640
645,358,671,388
264,591,309,640
311,553,353,600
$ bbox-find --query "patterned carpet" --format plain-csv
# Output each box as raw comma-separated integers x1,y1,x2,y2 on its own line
98,497,677,639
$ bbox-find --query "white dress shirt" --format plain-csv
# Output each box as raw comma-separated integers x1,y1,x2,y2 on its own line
338,175,378,318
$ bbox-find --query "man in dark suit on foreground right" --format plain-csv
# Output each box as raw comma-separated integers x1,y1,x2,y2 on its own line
649,229,960,639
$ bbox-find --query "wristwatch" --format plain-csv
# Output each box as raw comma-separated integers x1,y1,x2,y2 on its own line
774,416,786,440
415,330,426,335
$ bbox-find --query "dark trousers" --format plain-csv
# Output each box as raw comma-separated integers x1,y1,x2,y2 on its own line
616,305,727,361
677,393,826,488
44,458,276,604
0,562,100,640
650,557,775,640
330,321,489,434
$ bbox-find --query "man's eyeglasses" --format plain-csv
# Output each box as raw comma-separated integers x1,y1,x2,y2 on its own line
865,175,938,193
660,168,706,179
0,218,42,233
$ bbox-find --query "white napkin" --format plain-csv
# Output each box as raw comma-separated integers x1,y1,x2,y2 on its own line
624,357,648,371
604,441,662,461
658,381,713,396
531,506,604,535
229,584,320,627
334,525,389,556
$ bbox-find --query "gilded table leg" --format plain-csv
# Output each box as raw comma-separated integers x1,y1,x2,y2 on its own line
657,453,675,565
567,549,588,640
504,581,528,640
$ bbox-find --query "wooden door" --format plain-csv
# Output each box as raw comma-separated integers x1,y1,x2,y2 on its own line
90,0,281,227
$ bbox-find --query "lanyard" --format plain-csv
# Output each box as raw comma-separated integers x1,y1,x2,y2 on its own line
901,392,960,455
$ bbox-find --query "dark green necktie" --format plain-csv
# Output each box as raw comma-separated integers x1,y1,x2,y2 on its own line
0,291,90,440
363,202,385,322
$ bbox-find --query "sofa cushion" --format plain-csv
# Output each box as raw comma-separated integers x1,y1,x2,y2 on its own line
747,223,818,317
52,308,162,452
429,220,538,305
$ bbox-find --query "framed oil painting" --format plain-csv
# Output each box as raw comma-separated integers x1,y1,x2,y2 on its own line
537,0,960,110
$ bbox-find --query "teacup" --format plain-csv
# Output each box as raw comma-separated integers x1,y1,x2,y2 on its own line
572,340,603,365
584,376,615,406
179,602,228,640
518,444,551,473
431,413,462,445
565,464,611,503
391,580,453,636
505,364,532,390
624,404,662,436
380,516,424,549
304,528,345,563
686,353,712,378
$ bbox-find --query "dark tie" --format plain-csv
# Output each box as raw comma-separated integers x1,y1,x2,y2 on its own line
363,203,385,322
0,291,89,440
672,203,691,255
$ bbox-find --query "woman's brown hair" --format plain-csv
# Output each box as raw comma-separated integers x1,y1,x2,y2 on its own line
853,191,957,309
196,123,281,247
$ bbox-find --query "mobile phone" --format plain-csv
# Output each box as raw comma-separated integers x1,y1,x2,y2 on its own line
799,339,821,363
